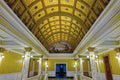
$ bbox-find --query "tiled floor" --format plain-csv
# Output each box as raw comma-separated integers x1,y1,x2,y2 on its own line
48,78,73,80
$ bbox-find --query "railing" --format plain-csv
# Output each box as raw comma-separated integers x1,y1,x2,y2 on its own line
81,75,93,80
74,74,78,80
39,74,44,80
27,74,45,80
27,75,39,80
74,74,93,80
44,74,48,80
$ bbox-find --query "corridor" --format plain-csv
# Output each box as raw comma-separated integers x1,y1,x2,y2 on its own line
0,0,120,80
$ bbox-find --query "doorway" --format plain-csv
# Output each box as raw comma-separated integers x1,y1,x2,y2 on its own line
104,56,113,80
56,64,66,78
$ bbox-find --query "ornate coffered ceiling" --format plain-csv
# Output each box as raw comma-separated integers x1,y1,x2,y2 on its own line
4,0,110,53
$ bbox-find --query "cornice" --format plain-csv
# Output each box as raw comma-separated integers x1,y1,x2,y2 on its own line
73,0,120,56
0,0,49,56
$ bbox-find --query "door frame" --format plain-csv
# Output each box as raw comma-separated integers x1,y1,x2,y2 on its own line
55,62,67,77
103,55,113,80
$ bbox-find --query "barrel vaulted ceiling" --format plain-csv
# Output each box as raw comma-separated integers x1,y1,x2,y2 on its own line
4,0,110,53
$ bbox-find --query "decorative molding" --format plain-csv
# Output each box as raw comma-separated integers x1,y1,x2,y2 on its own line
48,54,74,59
0,0,120,58
73,0,120,56
0,0,48,56
27,75,39,80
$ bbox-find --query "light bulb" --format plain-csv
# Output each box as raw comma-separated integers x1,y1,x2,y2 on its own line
1,55,4,58
22,56,25,58
96,55,98,58
31,55,33,58
87,56,89,58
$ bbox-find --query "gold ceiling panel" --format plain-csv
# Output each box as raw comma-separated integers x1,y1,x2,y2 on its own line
50,21,60,26
93,0,105,15
61,16,71,22
46,6,59,14
5,0,110,53
52,29,60,33
83,0,95,6
49,16,59,21
61,25,70,30
41,24,49,30
76,1,89,15
40,20,48,26
60,0,75,6
44,0,58,6
74,10,86,22
61,21,71,26
34,10,45,21
61,6,73,14
29,1,43,15
51,26,60,30
23,0,35,6
46,32,52,37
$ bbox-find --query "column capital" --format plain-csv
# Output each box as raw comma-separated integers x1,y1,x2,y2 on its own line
74,58,78,61
45,58,48,61
39,55,43,58
78,55,84,58
88,47,95,52
0,47,5,52
115,48,120,53
24,47,32,52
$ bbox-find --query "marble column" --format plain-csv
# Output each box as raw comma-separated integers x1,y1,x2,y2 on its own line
0,47,5,63
31,60,35,76
21,47,32,80
38,55,43,76
44,59,48,80
87,59,91,77
96,59,101,80
115,48,120,67
78,55,83,80
74,59,78,74
88,47,97,80
74,59,78,80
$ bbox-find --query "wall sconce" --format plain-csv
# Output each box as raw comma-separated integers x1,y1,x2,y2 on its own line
87,55,89,58
0,47,5,58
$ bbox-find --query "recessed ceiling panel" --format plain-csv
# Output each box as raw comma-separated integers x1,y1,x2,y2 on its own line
5,0,110,54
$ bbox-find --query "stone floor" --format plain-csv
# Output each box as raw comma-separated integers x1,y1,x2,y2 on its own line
48,78,73,80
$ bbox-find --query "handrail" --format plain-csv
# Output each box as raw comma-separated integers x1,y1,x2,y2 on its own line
44,74,48,80
74,74,78,80
27,74,45,80
27,75,39,80
77,74,93,80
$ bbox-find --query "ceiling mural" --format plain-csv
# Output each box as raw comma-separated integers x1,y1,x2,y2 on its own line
4,0,110,53
49,41,72,53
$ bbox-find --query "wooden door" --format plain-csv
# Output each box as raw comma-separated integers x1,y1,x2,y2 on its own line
104,56,113,80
